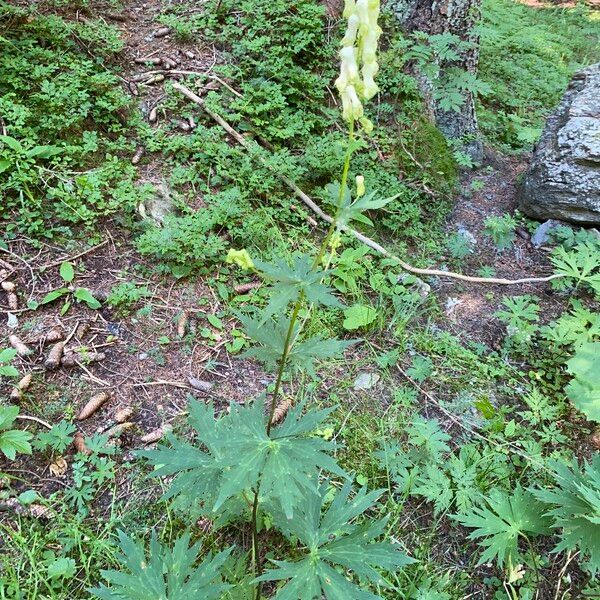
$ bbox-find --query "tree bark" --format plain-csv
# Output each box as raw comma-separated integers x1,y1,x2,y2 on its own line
391,0,484,162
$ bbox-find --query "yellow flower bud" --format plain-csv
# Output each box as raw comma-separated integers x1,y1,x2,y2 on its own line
355,0,369,26
356,175,365,197
346,85,363,119
329,231,342,252
226,248,254,270
359,117,374,133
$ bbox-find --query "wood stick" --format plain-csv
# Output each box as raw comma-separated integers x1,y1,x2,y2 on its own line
172,82,564,287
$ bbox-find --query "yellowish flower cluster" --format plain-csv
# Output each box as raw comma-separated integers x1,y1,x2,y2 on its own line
335,0,382,123
226,248,254,270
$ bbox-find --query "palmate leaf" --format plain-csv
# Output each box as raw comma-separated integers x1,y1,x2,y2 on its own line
0,429,33,460
551,242,600,296
239,314,355,377
565,342,600,422
258,481,415,599
532,456,600,575
89,530,232,600
141,400,347,520
325,183,398,229
452,486,551,569
254,255,341,322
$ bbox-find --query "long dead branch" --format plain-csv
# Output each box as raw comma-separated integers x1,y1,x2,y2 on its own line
172,82,563,287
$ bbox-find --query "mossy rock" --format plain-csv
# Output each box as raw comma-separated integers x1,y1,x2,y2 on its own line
398,118,458,196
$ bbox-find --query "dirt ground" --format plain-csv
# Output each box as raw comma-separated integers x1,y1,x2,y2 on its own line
0,0,588,544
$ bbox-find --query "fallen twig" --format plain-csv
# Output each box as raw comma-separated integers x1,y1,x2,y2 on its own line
38,240,109,270
16,414,52,429
172,82,564,287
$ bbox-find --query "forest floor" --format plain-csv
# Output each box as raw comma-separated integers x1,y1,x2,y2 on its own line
1,0,599,598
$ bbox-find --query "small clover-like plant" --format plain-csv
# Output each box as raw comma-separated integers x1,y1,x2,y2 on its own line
89,531,232,600
38,261,101,314
0,134,62,206
33,420,77,454
495,295,540,351
483,214,517,251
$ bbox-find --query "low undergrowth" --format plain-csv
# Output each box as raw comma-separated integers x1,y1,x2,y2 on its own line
0,0,599,598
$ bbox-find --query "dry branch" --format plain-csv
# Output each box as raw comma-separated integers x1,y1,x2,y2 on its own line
172,82,563,287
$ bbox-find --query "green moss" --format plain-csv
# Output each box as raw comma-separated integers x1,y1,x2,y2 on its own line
401,118,458,196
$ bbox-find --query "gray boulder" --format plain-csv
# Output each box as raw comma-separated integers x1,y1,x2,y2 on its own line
518,63,600,225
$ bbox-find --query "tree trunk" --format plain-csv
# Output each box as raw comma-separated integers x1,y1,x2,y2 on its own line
391,0,484,163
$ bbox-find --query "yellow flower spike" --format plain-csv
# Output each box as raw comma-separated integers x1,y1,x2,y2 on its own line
346,85,364,119
336,0,380,121
341,14,359,47
356,175,365,198
343,0,356,18
225,248,254,270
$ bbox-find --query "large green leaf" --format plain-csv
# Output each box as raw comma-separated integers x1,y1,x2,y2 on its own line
565,342,600,422
258,481,415,599
254,255,341,322
0,429,33,460
0,405,19,429
141,400,347,520
89,531,232,600
0,348,18,363
40,288,69,305
532,456,600,575
0,134,23,153
239,314,355,376
452,486,551,569
26,145,62,159
551,243,600,296
74,287,102,309
342,304,377,330
325,183,398,229
59,261,75,283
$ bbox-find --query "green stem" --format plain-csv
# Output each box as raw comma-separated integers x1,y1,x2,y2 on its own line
312,118,355,269
251,487,261,600
251,117,356,600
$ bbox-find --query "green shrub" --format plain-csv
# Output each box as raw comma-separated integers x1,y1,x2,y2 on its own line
0,7,143,237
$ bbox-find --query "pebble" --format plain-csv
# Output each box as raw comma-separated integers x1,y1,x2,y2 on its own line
353,372,380,391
